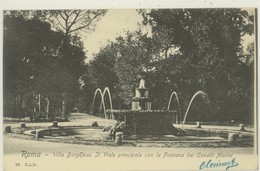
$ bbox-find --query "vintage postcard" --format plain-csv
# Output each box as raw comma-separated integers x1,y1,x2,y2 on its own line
1,0,259,171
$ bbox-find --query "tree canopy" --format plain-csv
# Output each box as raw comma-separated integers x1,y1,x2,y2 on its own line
80,9,255,122
3,11,89,117
6,10,107,36
3,9,255,123
139,9,254,120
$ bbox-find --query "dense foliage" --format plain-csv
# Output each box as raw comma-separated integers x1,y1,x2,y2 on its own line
4,9,255,123
81,9,255,123
3,13,85,117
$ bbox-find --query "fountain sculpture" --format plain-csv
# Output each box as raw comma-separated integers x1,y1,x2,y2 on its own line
108,79,178,135
132,79,151,110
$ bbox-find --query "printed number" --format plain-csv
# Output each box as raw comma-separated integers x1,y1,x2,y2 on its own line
15,163,20,167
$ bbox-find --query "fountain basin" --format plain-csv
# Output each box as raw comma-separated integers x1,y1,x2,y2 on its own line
25,126,111,141
108,110,178,135
23,125,253,145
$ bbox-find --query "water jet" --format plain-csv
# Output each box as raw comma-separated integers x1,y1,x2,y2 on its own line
182,91,208,128
167,92,181,123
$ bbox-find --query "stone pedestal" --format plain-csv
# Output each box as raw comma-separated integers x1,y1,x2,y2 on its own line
52,121,58,127
239,124,245,131
228,133,238,143
115,132,124,145
196,122,202,128
36,130,44,140
20,122,26,128
91,121,98,127
5,126,11,133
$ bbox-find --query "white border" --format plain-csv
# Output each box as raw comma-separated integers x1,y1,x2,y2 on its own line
0,1,259,171
0,0,260,10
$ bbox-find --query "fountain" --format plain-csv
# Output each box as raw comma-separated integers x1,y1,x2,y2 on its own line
132,79,151,110
182,91,208,128
20,82,254,147
108,79,178,135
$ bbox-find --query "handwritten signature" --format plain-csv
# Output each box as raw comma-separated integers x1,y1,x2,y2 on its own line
199,157,238,170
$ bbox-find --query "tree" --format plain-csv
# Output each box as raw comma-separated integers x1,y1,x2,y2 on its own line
79,30,155,110
7,10,107,36
3,14,86,117
79,44,119,111
112,31,153,106
4,10,108,117
140,9,255,121
90,44,118,89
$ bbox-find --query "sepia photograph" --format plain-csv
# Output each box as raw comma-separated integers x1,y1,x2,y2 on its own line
1,3,258,171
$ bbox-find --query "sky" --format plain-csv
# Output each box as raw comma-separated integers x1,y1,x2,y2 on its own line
81,9,254,63
83,9,144,63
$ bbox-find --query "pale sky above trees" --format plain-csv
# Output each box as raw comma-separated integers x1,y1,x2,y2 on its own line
83,9,146,62
83,9,254,63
